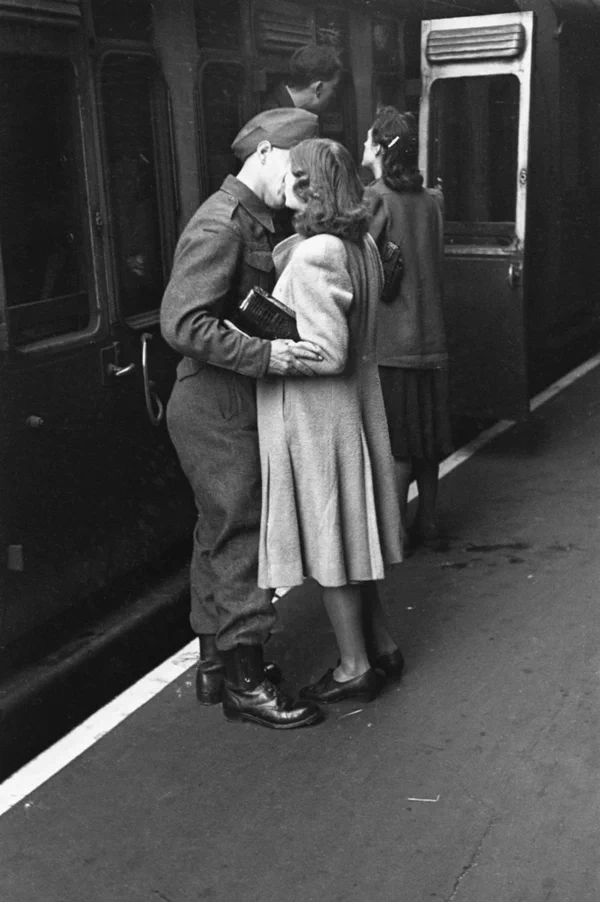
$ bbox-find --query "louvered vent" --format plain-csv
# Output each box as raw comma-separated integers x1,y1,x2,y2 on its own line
254,7,314,54
0,0,81,24
426,24,525,63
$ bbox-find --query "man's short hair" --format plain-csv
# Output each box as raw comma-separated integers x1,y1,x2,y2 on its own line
288,43,342,89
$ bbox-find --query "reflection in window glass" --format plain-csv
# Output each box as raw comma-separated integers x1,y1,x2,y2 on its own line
372,19,400,70
0,56,90,345
101,56,170,318
429,75,519,229
200,63,245,197
316,8,347,58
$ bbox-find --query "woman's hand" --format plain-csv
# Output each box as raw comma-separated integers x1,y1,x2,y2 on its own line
267,339,324,376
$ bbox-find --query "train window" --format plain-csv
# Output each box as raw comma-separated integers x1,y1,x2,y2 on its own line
315,8,346,54
100,55,175,320
0,55,92,347
198,62,245,197
429,74,520,244
90,0,154,42
374,74,402,111
195,0,241,50
372,19,401,70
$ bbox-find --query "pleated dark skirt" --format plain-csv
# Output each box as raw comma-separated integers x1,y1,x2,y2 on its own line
379,365,453,461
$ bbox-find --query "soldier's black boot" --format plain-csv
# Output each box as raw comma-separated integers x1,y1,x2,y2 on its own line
196,635,283,706
221,645,324,729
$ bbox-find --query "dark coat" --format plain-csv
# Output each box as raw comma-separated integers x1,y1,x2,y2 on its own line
367,179,447,369
262,82,295,111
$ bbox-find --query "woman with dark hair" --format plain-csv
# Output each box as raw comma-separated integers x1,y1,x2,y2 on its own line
256,138,404,705
363,107,452,549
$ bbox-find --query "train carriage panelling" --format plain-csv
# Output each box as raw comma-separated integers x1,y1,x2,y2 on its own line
8,0,600,653
0,0,194,650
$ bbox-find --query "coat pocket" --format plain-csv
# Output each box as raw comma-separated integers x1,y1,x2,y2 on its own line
243,248,274,294
175,357,205,382
243,248,274,273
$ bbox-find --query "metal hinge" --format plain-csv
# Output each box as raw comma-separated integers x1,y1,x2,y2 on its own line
7,545,24,572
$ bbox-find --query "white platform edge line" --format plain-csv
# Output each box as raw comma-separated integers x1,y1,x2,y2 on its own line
3,349,600,814
407,350,600,501
0,640,198,816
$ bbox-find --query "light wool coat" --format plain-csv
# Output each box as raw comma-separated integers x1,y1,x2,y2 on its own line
257,232,403,589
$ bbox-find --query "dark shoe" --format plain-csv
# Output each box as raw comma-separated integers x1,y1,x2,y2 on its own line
222,680,323,729
299,667,382,704
371,647,405,681
196,635,282,706
409,523,442,551
222,644,322,729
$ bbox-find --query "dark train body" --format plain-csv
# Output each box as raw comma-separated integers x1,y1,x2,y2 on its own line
1,0,599,656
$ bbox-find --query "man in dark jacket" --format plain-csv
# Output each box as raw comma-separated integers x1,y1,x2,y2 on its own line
161,108,323,730
263,43,342,114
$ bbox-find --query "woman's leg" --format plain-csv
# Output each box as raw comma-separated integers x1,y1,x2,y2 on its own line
394,458,413,533
322,585,370,682
412,457,440,538
361,581,399,658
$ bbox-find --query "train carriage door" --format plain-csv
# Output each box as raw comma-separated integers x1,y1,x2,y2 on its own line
420,12,534,421
0,34,114,645
95,48,194,554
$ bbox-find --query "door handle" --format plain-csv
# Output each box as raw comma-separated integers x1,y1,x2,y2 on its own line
106,361,136,377
141,332,164,426
507,262,522,289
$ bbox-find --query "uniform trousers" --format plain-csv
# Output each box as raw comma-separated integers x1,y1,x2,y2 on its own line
166,362,276,651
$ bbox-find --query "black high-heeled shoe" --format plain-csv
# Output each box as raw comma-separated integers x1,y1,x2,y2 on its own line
299,667,382,704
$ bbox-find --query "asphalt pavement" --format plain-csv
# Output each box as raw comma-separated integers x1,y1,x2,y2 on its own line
1,361,599,901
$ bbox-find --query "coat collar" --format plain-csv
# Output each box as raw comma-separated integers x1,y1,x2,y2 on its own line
273,233,304,276
220,175,275,233
273,83,296,109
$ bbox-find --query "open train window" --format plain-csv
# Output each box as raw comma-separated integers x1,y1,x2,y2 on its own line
429,74,519,247
99,54,176,322
197,61,246,198
0,55,93,348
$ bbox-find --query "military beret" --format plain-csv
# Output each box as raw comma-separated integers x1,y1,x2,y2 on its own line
231,108,319,161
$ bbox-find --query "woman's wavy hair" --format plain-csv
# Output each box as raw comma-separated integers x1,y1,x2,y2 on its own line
371,106,423,193
289,138,369,244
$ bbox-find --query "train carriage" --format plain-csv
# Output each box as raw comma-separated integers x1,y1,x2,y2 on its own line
1,0,599,656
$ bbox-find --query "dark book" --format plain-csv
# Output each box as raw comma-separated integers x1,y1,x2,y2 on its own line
232,286,300,342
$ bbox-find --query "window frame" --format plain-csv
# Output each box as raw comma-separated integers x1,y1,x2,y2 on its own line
195,52,252,202
419,12,534,258
95,47,178,329
427,72,521,248
0,45,106,357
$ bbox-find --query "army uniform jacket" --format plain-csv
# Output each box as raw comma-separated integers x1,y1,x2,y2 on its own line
161,175,275,381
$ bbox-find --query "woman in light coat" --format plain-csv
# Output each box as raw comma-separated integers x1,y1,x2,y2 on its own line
257,138,404,704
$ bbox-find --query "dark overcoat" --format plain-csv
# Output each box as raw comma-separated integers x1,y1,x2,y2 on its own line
367,180,448,369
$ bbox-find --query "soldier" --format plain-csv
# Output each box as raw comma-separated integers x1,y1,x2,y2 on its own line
161,108,324,730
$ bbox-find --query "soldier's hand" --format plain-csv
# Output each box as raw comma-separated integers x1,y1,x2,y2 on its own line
267,339,324,377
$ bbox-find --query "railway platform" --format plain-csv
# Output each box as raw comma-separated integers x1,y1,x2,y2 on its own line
1,356,600,901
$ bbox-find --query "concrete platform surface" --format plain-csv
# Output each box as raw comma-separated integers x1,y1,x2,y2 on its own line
1,363,600,902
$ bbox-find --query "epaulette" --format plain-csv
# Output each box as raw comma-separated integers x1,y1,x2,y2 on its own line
219,189,240,221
